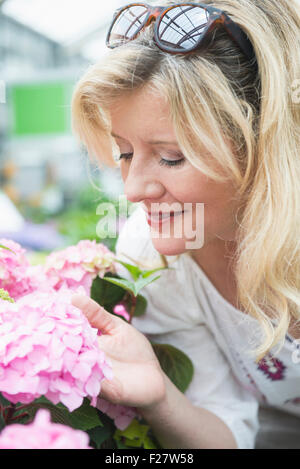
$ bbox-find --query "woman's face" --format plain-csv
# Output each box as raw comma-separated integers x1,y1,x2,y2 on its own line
110,86,241,257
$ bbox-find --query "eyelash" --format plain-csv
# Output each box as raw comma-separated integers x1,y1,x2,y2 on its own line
118,152,185,168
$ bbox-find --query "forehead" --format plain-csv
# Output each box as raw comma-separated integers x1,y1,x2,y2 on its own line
109,86,175,141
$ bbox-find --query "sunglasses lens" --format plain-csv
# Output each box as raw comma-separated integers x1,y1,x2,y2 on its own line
108,5,149,47
157,5,210,51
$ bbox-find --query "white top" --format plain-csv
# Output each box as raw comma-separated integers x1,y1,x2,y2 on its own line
115,205,300,449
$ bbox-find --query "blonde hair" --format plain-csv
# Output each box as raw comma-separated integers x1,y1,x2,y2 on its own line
71,0,300,362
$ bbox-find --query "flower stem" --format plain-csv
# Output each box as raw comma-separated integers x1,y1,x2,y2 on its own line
129,294,137,323
13,404,29,412
5,403,16,424
9,412,29,422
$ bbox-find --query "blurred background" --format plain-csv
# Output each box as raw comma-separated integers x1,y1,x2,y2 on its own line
0,0,135,256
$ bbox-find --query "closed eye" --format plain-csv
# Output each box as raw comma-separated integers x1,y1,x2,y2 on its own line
118,152,185,168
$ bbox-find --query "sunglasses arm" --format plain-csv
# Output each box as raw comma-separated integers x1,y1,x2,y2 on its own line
220,14,256,62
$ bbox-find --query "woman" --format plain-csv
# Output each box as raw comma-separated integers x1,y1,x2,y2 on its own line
71,0,300,449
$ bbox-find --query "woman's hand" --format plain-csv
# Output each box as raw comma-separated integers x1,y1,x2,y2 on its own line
71,294,166,409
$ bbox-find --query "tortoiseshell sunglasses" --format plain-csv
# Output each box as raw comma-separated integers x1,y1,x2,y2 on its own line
106,2,256,62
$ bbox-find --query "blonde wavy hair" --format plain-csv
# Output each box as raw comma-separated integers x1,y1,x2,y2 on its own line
71,0,300,362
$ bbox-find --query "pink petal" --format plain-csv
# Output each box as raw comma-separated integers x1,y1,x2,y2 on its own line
84,374,101,396
62,335,82,353
49,378,72,394
62,349,77,371
44,390,60,405
72,362,91,381
49,336,65,358
59,391,83,412
115,414,134,431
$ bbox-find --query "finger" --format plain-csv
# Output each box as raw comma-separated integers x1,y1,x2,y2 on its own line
98,376,123,405
71,294,116,334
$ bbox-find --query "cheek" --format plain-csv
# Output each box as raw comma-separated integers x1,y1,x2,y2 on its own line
202,192,240,240
177,175,239,232
164,171,205,202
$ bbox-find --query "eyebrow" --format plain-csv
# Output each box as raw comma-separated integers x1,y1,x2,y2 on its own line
110,132,178,146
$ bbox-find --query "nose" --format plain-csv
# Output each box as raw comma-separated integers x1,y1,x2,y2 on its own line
123,158,165,204
124,179,164,204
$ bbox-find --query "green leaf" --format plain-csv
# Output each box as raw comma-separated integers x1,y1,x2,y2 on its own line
140,266,169,278
87,425,112,449
116,419,148,440
0,289,14,303
101,262,165,298
0,393,9,431
0,393,11,407
0,413,5,431
114,419,158,449
143,435,159,449
133,294,147,317
115,439,128,449
64,398,103,431
91,273,126,312
152,343,194,393
0,245,14,253
25,401,73,427
91,411,118,448
124,438,143,447
114,259,142,281
30,397,102,431
114,258,170,283
32,396,50,405
103,273,161,297
134,274,161,296
101,276,136,295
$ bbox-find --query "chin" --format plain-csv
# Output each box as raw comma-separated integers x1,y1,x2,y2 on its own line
150,236,188,257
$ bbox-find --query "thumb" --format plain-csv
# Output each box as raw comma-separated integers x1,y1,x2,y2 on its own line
71,293,116,335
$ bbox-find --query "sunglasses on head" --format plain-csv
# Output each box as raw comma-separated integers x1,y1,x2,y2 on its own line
106,2,256,62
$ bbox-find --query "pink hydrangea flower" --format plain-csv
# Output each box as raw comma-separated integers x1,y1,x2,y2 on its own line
113,304,130,322
0,409,91,449
44,240,116,296
0,239,35,300
96,397,137,431
0,288,113,411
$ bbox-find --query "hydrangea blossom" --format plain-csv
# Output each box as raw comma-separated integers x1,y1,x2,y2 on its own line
96,397,137,431
0,237,138,439
0,288,113,411
0,409,91,449
0,239,34,300
44,240,116,295
113,304,130,322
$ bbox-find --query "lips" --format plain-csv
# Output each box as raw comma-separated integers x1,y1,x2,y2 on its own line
147,210,183,220
145,210,185,227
